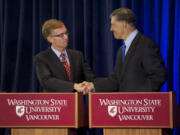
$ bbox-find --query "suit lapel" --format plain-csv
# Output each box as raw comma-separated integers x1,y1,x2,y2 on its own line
116,47,123,72
120,32,142,77
66,49,74,81
47,47,68,79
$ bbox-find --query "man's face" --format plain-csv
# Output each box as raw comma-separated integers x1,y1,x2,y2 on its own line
110,16,126,39
47,26,69,51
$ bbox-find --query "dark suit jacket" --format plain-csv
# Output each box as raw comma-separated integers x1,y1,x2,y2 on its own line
34,47,95,92
94,32,167,92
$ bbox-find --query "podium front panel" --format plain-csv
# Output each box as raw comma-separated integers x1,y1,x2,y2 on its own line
0,93,77,128
89,92,172,128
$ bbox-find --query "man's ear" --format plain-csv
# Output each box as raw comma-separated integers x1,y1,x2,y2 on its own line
47,36,52,43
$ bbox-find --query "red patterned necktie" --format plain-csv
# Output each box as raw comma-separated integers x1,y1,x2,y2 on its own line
60,53,71,80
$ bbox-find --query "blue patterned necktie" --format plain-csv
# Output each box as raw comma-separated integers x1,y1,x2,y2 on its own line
122,41,126,63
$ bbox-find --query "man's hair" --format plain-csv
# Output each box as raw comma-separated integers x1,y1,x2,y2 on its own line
42,19,65,40
110,8,136,26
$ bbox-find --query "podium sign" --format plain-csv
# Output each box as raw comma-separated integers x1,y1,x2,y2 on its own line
89,92,173,128
0,93,78,127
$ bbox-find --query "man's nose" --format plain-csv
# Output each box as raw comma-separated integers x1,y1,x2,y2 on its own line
64,34,68,39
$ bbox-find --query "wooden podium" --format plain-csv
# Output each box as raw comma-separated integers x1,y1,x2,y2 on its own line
89,92,180,135
0,93,88,135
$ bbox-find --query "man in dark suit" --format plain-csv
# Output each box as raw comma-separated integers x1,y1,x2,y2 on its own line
84,8,167,92
34,19,95,92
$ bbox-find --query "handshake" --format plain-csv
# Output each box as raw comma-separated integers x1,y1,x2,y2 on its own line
74,81,95,94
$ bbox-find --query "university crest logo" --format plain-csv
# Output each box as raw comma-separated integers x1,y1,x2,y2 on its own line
16,106,25,117
108,106,117,117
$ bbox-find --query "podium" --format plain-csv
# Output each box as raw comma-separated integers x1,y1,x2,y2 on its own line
89,92,180,135
0,93,88,135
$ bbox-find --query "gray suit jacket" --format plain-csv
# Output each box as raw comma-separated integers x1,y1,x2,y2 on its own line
94,32,167,92
34,47,95,92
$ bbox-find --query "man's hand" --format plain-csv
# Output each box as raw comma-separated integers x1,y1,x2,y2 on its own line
74,83,86,93
80,81,95,94
73,82,95,94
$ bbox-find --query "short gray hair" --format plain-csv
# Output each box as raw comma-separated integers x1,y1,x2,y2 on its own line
110,8,136,26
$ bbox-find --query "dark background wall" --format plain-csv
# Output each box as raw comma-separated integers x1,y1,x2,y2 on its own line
0,0,179,135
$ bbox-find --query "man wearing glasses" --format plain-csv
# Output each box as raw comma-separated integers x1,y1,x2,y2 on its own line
34,19,95,93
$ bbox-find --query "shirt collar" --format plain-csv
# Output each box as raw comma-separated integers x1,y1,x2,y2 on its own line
51,46,68,58
124,29,138,54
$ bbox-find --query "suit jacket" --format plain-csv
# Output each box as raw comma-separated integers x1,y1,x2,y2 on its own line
94,32,167,92
34,47,95,92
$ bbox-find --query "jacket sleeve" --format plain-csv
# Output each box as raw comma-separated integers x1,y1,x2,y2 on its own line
93,73,118,92
34,56,74,92
140,41,167,91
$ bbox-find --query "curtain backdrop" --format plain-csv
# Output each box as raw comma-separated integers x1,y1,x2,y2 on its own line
0,0,179,135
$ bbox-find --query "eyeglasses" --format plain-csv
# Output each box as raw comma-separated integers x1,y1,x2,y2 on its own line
50,31,69,38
